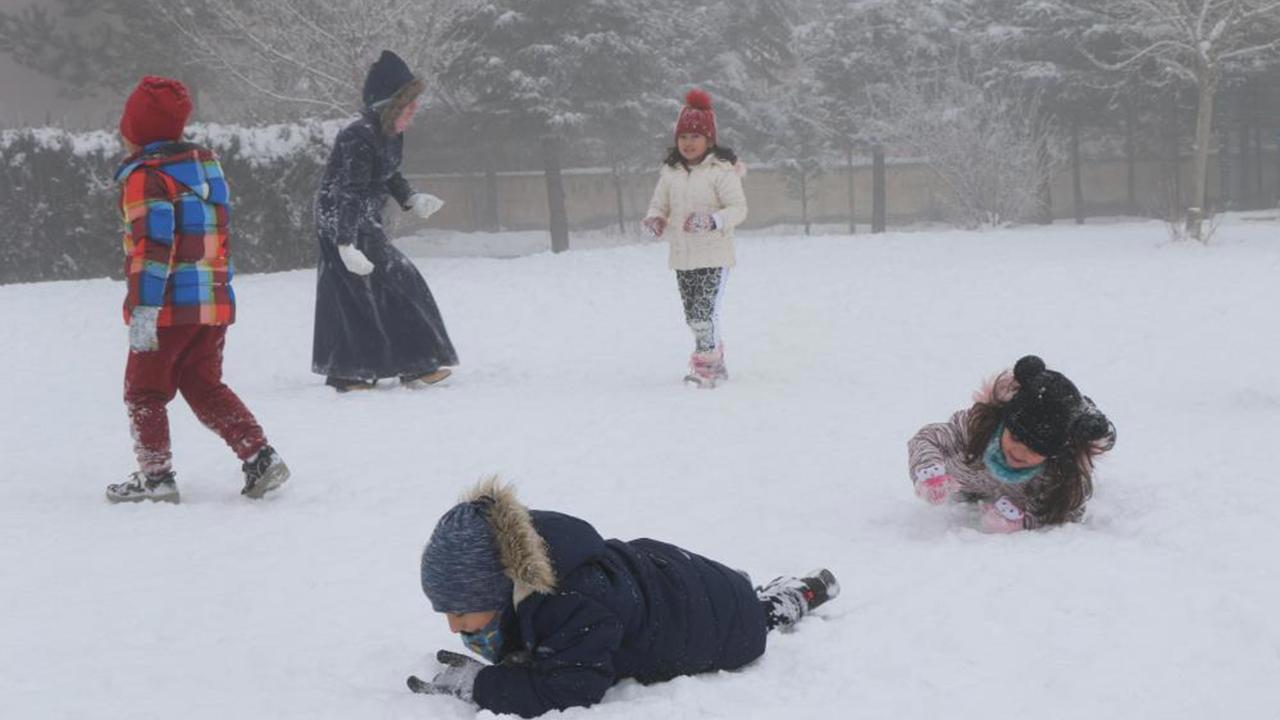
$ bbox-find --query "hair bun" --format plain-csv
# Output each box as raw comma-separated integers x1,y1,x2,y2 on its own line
1013,355,1046,385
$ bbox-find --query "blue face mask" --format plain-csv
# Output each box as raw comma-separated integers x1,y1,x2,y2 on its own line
984,424,1044,485
460,611,506,663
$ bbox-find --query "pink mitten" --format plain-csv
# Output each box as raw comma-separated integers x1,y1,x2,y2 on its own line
915,475,958,505
682,212,716,233
979,497,1025,534
913,464,957,505
642,216,667,238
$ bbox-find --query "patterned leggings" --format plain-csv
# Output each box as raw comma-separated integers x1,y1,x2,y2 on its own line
676,267,728,352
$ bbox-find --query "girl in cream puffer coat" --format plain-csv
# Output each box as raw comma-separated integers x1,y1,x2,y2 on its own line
643,89,748,388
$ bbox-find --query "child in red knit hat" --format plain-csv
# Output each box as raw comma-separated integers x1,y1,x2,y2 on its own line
642,89,748,388
106,76,290,504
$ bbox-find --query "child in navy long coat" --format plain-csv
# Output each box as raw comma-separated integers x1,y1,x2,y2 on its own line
312,50,457,392
411,478,839,717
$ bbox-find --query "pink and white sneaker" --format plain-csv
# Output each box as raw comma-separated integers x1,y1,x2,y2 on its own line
684,346,728,389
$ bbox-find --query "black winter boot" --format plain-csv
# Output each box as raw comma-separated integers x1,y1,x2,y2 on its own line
241,445,291,499
106,470,180,504
757,569,840,630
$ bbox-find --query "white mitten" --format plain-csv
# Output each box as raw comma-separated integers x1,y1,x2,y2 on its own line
338,244,374,276
410,193,445,220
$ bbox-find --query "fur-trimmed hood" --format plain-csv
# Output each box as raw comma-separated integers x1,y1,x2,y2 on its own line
973,369,1020,405
465,477,556,603
464,478,608,606
361,50,425,136
373,76,425,136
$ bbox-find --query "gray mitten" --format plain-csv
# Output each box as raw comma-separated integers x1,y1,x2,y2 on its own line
407,650,483,702
129,306,160,353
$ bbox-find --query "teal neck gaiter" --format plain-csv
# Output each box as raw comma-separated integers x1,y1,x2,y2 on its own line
983,424,1044,485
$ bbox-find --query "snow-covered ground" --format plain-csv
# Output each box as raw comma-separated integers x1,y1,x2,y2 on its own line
2,218,1279,719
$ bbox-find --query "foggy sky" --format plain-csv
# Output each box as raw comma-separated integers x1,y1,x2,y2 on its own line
0,0,114,129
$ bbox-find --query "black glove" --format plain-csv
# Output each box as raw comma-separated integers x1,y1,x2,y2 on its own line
406,650,484,701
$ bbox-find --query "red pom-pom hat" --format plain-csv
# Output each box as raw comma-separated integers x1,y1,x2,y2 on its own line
675,88,716,146
119,76,193,147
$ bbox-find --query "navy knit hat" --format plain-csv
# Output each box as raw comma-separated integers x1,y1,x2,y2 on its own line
363,50,416,108
1004,355,1113,457
420,498,513,613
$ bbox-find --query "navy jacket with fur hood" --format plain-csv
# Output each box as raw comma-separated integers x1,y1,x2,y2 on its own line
456,480,768,717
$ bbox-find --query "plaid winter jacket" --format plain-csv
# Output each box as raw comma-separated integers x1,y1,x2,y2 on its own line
115,141,235,327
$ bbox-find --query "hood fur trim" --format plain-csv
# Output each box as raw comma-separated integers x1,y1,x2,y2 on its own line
378,76,426,136
465,477,556,603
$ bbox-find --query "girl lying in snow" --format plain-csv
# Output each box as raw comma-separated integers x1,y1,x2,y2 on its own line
410,478,838,717
908,355,1116,532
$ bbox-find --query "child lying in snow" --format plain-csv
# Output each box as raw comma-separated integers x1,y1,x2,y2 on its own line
908,355,1116,532
410,478,838,717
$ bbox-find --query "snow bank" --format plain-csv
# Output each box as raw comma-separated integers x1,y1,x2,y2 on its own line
1,218,1278,719
0,118,346,164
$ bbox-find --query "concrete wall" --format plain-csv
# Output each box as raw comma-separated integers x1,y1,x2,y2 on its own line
403,150,1280,235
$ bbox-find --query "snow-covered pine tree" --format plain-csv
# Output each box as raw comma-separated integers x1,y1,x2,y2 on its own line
808,0,918,233
436,0,669,251
1068,0,1280,241
0,1,207,107
679,0,830,234
966,1,1114,224
143,0,450,121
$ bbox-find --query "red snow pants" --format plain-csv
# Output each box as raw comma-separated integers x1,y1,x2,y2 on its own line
124,324,267,475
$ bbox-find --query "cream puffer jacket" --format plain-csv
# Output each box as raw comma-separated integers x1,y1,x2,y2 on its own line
644,155,748,270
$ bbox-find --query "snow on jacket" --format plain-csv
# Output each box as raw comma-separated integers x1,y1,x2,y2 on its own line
115,141,234,327
907,374,1087,528
644,154,748,271
314,111,415,251
467,483,768,718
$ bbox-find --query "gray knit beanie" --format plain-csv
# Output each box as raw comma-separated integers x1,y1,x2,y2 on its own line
420,498,514,613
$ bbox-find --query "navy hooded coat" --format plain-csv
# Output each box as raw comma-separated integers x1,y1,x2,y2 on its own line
425,481,770,718
311,51,457,381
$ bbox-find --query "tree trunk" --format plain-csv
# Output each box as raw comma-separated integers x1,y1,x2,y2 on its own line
800,173,811,236
871,145,886,233
1238,87,1251,209
846,146,856,234
483,146,500,232
1124,97,1138,216
1071,116,1085,225
1035,110,1054,224
1165,89,1182,222
1217,98,1233,212
1187,74,1218,242
1036,165,1053,224
611,162,626,235
1252,81,1264,208
541,136,570,253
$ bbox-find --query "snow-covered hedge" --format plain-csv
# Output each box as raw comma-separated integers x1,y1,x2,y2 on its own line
0,120,345,284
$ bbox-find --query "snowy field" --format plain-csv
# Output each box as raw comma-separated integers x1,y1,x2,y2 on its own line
2,217,1279,720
